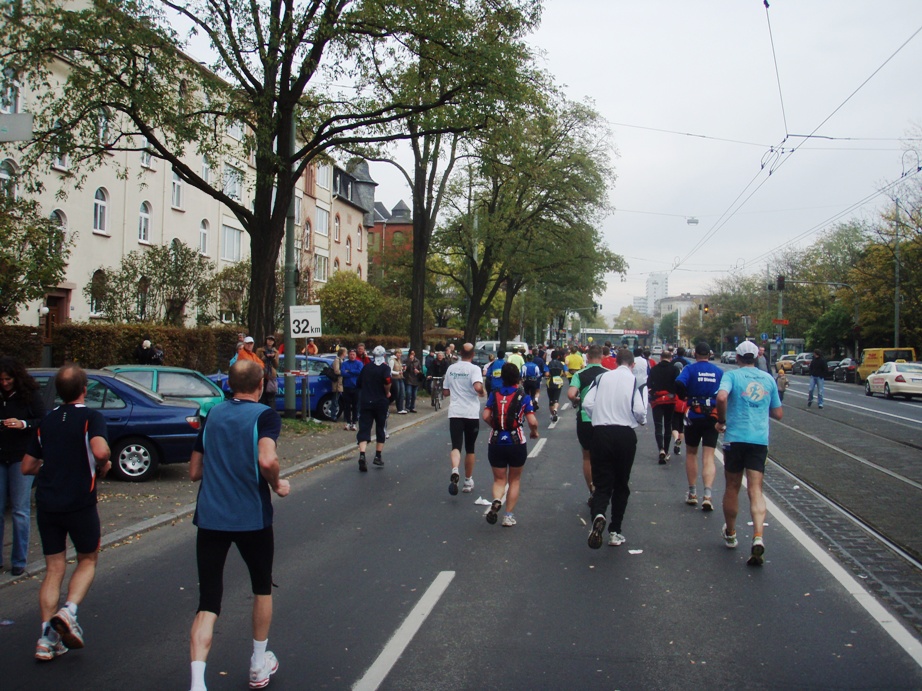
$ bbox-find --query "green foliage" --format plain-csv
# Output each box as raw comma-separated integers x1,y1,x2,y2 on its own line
658,311,678,344
0,195,71,324
316,271,383,334
83,239,215,325
0,326,47,366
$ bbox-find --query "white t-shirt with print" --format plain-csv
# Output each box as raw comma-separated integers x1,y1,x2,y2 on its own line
445,360,484,419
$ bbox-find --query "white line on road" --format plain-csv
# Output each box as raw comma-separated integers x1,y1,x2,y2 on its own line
715,449,922,669
773,420,922,490
560,402,571,411
528,438,546,458
785,388,922,424
353,570,456,691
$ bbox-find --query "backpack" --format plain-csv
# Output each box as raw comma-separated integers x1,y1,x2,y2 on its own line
321,365,339,381
492,388,525,432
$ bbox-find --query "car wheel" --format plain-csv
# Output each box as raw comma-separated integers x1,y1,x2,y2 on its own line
111,437,160,482
865,381,873,396
885,383,893,399
318,393,339,422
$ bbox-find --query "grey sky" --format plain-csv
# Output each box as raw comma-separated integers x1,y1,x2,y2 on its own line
372,1,922,318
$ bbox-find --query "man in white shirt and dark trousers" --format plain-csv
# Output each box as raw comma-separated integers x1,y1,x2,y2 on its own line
583,348,647,549
444,343,485,495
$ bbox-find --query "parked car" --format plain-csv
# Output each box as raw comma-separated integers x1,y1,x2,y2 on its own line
210,354,339,420
792,352,814,375
864,361,922,399
29,368,201,482
775,354,798,373
105,365,225,417
824,359,841,380
832,358,858,383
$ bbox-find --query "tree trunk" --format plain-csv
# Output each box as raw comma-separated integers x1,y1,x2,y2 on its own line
248,223,284,341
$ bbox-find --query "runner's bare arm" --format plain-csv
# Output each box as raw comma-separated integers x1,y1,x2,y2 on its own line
189,450,204,482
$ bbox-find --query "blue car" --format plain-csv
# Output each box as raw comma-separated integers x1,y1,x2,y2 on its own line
30,369,202,482
210,354,339,420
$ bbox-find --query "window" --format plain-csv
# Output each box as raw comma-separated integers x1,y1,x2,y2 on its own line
221,224,242,262
294,195,302,225
227,120,244,140
316,207,329,236
160,372,218,397
314,254,328,282
50,209,68,256
140,136,152,168
345,237,352,265
303,222,311,251
357,226,363,251
97,108,112,146
333,258,340,273
199,220,209,255
201,155,211,184
138,201,151,242
0,158,16,199
0,67,20,114
93,188,109,234
357,265,362,279
334,215,341,242
316,164,331,189
223,165,243,200
392,230,405,247
90,269,107,314
83,380,126,410
171,170,184,209
367,230,376,251
51,121,68,170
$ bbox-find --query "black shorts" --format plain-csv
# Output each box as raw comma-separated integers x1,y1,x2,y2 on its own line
449,417,480,453
723,442,768,474
576,418,593,450
37,505,101,555
672,409,685,431
196,526,274,616
523,380,540,396
684,419,719,449
357,401,389,444
488,443,528,469
547,386,562,404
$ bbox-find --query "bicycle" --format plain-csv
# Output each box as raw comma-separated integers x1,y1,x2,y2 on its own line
430,377,444,411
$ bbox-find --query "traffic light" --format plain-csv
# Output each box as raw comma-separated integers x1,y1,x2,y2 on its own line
704,304,709,314
777,275,785,291
699,303,703,311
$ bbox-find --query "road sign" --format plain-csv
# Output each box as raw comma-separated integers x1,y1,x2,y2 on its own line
289,305,322,337
772,318,789,325
761,332,768,341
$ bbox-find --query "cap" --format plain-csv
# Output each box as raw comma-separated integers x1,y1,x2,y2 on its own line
372,345,387,357
244,336,255,343
265,334,275,341
695,342,710,356
142,339,151,349
736,340,759,358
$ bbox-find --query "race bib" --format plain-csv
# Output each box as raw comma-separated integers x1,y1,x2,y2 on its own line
552,375,563,387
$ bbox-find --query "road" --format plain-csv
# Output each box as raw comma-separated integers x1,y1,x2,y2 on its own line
1,381,922,689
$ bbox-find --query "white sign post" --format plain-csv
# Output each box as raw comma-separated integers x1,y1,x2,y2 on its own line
289,305,322,339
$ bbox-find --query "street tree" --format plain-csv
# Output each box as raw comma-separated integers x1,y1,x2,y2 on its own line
4,0,539,340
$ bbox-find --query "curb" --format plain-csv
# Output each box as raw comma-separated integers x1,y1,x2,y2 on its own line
1,408,440,588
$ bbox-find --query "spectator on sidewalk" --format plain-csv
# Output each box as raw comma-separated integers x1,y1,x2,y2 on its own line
389,348,407,414
340,350,363,431
404,350,423,413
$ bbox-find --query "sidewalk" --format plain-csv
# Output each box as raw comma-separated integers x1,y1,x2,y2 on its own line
1,405,442,586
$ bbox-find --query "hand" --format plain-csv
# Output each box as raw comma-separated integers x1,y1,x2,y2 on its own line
530,430,539,439
275,478,291,497
3,418,23,429
97,460,112,478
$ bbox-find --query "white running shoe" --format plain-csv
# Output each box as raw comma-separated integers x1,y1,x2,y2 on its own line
722,524,738,549
608,531,626,546
501,514,517,527
35,636,68,661
249,650,279,689
462,478,474,493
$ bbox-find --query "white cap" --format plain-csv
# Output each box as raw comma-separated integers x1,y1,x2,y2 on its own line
372,345,387,357
244,336,255,343
736,340,759,358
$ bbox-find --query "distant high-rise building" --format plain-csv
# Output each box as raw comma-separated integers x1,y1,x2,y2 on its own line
646,273,668,316
632,296,648,315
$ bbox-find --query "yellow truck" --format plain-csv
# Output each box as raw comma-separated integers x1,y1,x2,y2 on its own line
857,347,916,382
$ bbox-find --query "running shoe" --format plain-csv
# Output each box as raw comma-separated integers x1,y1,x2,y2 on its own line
50,608,84,649
358,454,367,472
721,524,738,549
249,650,279,689
701,496,714,512
485,499,502,525
398,409,408,414
501,514,517,527
608,531,626,546
673,438,682,455
658,451,667,465
552,413,558,423
807,400,812,408
748,536,765,566
35,636,68,661
685,492,698,505
449,468,460,495
343,424,351,431
373,455,384,467
588,514,606,549
461,478,474,493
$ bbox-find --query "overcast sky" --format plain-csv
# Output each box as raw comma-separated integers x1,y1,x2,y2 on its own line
371,1,922,320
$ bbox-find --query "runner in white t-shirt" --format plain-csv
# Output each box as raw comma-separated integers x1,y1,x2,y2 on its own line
443,343,486,496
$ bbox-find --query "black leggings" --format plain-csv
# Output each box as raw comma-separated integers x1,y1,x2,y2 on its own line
196,526,274,615
651,404,674,453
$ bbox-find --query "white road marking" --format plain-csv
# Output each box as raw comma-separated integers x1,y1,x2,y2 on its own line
528,438,546,458
353,570,456,691
560,402,571,411
785,389,921,424
715,449,922,668
773,420,922,490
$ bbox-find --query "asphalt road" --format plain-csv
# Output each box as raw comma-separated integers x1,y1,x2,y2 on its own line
1,389,922,689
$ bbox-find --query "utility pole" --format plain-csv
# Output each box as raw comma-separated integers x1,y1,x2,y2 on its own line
895,198,901,347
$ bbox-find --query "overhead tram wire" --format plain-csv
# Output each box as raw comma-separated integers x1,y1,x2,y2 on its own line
764,0,789,138
672,15,922,272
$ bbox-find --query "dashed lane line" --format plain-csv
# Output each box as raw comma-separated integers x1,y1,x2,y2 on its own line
528,438,547,458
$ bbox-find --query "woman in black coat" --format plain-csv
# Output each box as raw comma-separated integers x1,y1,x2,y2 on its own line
0,356,45,575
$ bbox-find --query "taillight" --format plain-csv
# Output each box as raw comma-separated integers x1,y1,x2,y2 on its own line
187,415,201,429
895,375,906,383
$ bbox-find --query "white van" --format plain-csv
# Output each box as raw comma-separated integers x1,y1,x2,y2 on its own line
475,340,529,357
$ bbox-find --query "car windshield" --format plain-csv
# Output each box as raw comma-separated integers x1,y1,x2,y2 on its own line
895,363,922,373
158,372,221,397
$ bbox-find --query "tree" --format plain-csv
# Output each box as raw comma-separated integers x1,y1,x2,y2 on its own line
4,0,540,340
658,311,678,345
0,195,71,323
316,271,381,334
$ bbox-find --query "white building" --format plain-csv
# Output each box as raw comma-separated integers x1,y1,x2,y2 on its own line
646,272,668,317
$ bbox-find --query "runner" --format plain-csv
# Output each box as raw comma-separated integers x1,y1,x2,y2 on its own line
545,352,568,423
600,346,617,370
187,359,289,690
715,340,783,566
671,348,688,457
674,342,723,509
443,343,485,495
21,364,111,662
356,346,392,471
567,345,607,505
482,363,539,527
521,353,544,411
564,345,584,380
647,349,678,464
484,350,506,396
